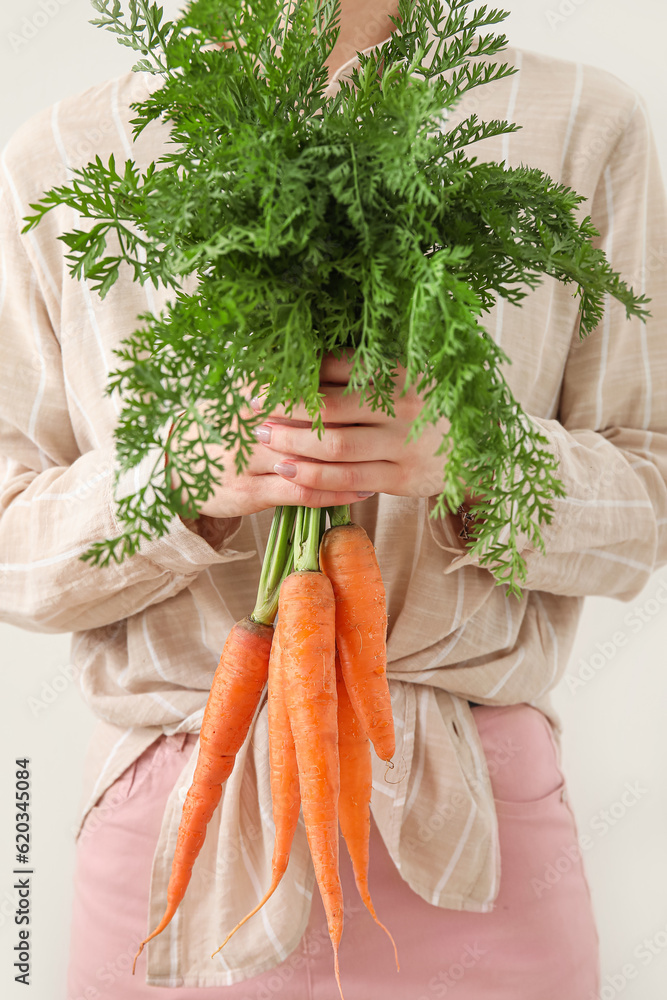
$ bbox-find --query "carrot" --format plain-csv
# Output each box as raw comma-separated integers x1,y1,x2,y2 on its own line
319,520,395,761
132,615,273,974
336,654,399,970
279,566,344,1000
211,622,301,956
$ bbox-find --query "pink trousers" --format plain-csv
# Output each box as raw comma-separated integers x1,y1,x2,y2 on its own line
67,704,600,999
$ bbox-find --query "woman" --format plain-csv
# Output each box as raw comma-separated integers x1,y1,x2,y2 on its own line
1,2,665,998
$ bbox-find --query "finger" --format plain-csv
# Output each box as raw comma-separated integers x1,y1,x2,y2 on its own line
270,457,399,496
181,395,260,432
319,353,409,390
252,384,380,424
319,351,355,384
253,420,395,464
171,412,279,474
251,474,377,509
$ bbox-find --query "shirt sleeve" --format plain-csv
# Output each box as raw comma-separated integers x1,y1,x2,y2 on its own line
429,94,667,601
0,172,253,636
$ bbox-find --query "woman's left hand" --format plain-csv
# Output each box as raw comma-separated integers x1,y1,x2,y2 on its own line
250,353,451,499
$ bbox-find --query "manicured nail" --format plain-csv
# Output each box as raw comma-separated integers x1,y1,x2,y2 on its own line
274,462,297,478
357,491,375,498
253,425,272,443
250,396,263,411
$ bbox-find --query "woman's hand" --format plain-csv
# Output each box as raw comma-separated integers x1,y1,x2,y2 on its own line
251,354,451,500
167,397,376,520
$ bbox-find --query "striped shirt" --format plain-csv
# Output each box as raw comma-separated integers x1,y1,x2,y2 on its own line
1,20,666,987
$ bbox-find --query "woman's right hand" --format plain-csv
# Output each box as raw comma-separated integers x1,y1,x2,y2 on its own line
166,403,375,520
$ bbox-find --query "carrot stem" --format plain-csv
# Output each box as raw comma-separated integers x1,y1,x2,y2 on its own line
318,508,328,547
251,505,296,625
330,505,351,527
293,506,321,573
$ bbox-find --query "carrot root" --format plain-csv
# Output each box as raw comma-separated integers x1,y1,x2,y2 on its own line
320,523,394,762
212,625,301,957
211,873,282,959
279,569,344,994
132,616,273,972
336,653,399,972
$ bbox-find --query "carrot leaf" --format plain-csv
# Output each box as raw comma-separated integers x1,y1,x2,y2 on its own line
24,0,651,595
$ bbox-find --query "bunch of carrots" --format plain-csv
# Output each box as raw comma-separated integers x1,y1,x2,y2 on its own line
131,502,398,997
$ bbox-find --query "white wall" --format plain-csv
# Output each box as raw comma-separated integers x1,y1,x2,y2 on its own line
1,2,666,999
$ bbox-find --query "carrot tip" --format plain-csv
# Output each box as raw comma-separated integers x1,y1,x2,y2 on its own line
211,928,237,958
334,949,345,1000
377,919,400,972
212,877,282,959
359,895,400,971
374,913,398,969
132,922,164,976
131,942,145,976
371,910,401,972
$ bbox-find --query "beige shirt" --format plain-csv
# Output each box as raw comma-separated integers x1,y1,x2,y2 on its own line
1,21,666,987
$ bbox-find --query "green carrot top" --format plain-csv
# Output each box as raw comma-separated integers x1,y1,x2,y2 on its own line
21,0,650,596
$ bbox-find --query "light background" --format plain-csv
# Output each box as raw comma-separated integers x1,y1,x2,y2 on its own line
1,2,666,999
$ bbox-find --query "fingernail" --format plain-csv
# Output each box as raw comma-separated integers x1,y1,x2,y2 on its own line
274,462,297,478
253,425,272,443
357,491,375,498
250,396,263,411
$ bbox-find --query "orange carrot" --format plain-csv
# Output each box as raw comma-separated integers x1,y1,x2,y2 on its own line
320,521,395,761
336,655,399,970
279,568,344,1000
132,615,273,974
211,623,301,956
